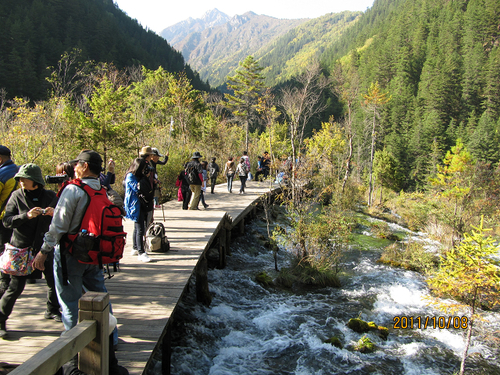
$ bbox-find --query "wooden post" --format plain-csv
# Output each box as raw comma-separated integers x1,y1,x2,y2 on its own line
239,218,245,235
195,255,212,306
79,292,110,375
225,218,232,256
218,227,227,269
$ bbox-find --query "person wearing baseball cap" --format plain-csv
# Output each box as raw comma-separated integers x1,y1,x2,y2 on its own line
0,146,18,300
33,150,128,374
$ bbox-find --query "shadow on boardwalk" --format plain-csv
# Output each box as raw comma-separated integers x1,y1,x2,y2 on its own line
0,180,277,374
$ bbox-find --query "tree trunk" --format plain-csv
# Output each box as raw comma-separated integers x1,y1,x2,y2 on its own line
460,294,476,375
342,135,353,193
368,113,376,207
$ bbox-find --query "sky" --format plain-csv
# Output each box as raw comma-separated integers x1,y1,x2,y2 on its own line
113,0,375,34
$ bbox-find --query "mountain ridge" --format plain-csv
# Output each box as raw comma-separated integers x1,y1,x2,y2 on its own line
162,9,308,87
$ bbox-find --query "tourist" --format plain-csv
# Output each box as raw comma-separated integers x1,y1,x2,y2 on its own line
124,158,151,263
0,146,18,299
185,152,204,210
32,150,128,374
207,157,220,194
150,148,168,208
199,161,209,209
236,157,249,194
255,156,264,182
224,157,235,193
262,151,271,179
0,164,59,338
177,163,191,210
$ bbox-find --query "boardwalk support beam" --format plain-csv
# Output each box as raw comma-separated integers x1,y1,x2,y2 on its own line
196,255,212,306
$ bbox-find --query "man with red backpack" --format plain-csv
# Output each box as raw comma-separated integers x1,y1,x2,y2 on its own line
33,150,127,375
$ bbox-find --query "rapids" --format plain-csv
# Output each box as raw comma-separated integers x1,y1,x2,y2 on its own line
162,215,500,375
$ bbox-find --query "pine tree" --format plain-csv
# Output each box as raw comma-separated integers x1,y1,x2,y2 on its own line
224,55,265,151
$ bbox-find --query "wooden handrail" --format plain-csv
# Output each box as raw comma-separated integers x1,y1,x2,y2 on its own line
9,292,109,375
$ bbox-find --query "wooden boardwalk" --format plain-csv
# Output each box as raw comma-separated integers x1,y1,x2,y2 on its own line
0,179,277,374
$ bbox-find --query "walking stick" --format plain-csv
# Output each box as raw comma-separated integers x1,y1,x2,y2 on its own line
159,184,165,221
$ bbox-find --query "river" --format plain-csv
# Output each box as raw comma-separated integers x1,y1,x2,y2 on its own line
165,213,500,375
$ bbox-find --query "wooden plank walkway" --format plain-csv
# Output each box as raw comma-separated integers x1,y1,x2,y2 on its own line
0,179,277,374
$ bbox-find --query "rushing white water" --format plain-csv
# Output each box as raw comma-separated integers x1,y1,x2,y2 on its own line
165,216,500,375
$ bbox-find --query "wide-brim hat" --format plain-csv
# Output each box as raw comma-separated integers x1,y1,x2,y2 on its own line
69,150,103,166
192,151,202,159
140,146,154,156
151,147,163,157
15,163,45,186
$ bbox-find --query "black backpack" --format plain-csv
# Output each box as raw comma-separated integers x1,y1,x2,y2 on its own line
145,222,170,253
185,163,198,184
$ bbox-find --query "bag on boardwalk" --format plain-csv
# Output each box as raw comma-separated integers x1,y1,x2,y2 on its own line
145,222,170,253
0,243,34,276
248,172,253,181
60,179,127,266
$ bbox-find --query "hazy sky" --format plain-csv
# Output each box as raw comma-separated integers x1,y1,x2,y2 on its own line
113,0,375,34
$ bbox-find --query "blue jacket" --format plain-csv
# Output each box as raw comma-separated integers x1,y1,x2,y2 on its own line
0,160,19,218
124,173,140,222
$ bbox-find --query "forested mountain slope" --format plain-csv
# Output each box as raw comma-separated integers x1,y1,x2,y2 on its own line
255,11,362,86
320,0,500,189
0,0,209,100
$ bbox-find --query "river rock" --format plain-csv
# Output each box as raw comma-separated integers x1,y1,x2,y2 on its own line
347,318,389,340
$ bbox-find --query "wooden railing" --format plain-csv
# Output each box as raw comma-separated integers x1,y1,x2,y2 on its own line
10,292,110,375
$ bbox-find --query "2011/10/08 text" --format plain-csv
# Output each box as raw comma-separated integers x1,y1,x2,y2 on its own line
393,316,469,329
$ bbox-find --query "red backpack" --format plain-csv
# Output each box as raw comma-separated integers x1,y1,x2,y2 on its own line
60,179,126,267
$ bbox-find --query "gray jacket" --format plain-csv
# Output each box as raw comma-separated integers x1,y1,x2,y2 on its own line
41,178,101,254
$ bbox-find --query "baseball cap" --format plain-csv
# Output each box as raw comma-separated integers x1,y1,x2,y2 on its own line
69,150,103,166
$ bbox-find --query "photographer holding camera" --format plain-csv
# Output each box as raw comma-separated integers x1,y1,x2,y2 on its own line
0,163,60,338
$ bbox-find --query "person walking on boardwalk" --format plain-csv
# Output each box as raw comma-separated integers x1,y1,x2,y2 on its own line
139,146,155,225
32,150,128,375
0,164,60,339
255,156,264,182
224,157,236,193
236,157,249,194
124,158,151,263
185,152,204,210
207,157,220,194
0,146,19,298
177,163,192,210
199,161,209,209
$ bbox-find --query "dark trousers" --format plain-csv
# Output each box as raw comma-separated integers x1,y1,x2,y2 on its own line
133,210,146,254
0,275,27,323
44,252,60,314
255,170,264,182
210,177,217,193
181,185,191,210
239,176,247,193
200,191,207,208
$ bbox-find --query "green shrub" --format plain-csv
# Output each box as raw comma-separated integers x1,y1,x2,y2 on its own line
379,241,439,275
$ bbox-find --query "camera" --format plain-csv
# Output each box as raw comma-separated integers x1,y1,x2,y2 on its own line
45,174,68,184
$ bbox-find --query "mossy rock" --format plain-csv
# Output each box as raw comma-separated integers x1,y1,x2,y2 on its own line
325,336,343,349
256,271,274,286
355,335,376,353
347,318,371,333
347,318,389,340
